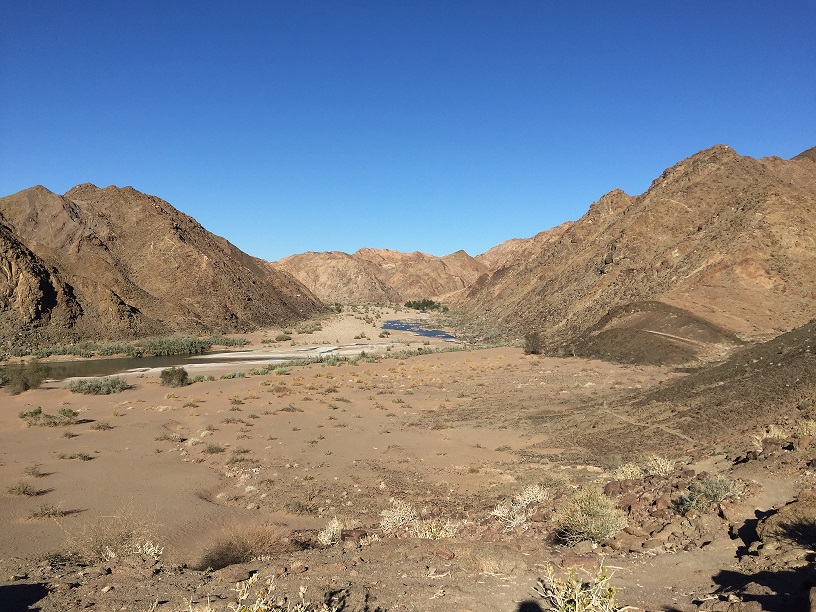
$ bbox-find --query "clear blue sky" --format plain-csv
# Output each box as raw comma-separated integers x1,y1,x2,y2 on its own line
2,2,814,261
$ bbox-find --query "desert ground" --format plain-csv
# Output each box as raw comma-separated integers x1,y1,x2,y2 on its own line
1,308,814,611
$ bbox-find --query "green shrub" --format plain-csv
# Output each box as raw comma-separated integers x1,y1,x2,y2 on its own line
675,475,744,515
160,367,190,387
274,334,291,342
138,337,213,356
524,331,542,355
1,360,49,394
404,298,448,312
556,489,626,546
68,377,131,395
19,407,78,426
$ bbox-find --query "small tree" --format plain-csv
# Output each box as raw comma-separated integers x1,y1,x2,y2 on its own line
524,331,542,355
160,366,190,387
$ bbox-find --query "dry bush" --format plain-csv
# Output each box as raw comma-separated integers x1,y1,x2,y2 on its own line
230,574,342,612
194,524,294,570
413,518,460,539
492,483,550,531
317,517,343,546
643,455,674,478
796,419,816,437
611,463,643,481
675,475,744,515
65,506,163,562
556,489,626,546
534,563,623,612
752,424,788,448
379,499,417,535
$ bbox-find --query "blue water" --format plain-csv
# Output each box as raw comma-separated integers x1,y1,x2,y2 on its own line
381,320,456,339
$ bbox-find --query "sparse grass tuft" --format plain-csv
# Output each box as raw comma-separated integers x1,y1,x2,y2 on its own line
65,506,163,562
24,463,46,478
8,480,37,496
194,525,292,570
29,503,66,519
414,518,460,539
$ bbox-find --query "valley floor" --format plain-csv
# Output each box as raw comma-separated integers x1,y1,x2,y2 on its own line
1,311,813,611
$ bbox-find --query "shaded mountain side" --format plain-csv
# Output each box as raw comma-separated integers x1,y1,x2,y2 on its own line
0,184,324,347
532,317,816,463
271,248,488,304
561,301,745,365
628,317,816,448
460,145,816,358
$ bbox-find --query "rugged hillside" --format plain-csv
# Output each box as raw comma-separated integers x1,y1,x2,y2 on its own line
475,222,573,271
461,145,816,361
0,184,324,348
271,248,488,304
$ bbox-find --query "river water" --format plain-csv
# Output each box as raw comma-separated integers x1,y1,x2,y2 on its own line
3,320,456,381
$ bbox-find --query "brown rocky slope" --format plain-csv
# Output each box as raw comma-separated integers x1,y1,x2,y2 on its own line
460,145,816,363
0,184,324,348
271,247,488,304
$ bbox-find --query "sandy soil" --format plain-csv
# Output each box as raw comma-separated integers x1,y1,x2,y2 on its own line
1,309,813,611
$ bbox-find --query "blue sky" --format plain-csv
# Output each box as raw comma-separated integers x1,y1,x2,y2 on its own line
2,2,814,261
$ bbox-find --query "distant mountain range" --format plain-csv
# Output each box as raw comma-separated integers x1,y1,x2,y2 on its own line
2,144,814,365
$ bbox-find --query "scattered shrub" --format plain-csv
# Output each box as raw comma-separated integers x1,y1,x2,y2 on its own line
19,407,78,427
159,366,190,387
68,377,131,395
556,489,626,546
274,334,292,342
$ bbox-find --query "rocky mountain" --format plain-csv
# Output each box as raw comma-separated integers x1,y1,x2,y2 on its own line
475,222,573,271
0,184,324,348
271,248,488,304
460,145,816,363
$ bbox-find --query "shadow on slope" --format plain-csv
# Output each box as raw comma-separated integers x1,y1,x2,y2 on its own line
562,301,744,366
